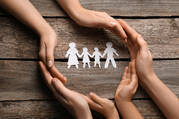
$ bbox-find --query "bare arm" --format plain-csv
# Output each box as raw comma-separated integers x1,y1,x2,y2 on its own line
0,0,56,68
56,0,127,41
118,19,179,119
115,61,144,119
140,72,179,119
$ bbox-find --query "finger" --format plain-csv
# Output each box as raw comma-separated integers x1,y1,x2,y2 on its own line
100,17,127,41
136,35,148,50
83,95,102,111
129,74,138,92
50,79,68,105
129,61,133,79
39,61,53,86
50,65,67,84
39,42,46,65
129,61,138,90
121,66,128,81
113,20,127,41
117,19,139,43
51,78,69,98
89,92,104,106
126,62,131,80
46,45,55,68
118,19,139,45
131,60,136,75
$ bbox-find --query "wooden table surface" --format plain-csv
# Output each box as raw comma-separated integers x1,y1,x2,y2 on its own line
0,0,179,118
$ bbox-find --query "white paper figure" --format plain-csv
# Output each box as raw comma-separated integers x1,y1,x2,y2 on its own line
102,42,119,68
65,42,80,69
80,47,92,68
92,47,102,68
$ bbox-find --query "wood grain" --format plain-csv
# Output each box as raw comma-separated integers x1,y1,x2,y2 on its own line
0,60,178,101
0,100,165,119
0,0,179,17
0,17,179,59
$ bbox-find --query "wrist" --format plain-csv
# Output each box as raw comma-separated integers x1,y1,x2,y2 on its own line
116,100,133,111
76,108,92,119
106,109,120,119
115,95,132,106
40,28,56,41
69,6,86,24
139,72,158,85
40,27,55,37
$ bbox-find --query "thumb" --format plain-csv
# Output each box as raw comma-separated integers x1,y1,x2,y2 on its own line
89,92,104,106
46,45,55,68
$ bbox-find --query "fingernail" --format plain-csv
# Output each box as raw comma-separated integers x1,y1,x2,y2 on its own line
89,92,93,95
48,60,53,67
110,21,117,26
137,35,142,40
124,38,127,43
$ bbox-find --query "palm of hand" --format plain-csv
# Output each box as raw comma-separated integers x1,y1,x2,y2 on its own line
39,61,92,119
116,80,135,101
51,79,92,119
84,92,119,119
115,61,138,103
66,90,90,115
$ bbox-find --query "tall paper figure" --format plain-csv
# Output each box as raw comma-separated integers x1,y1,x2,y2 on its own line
65,42,80,69
80,47,92,68
102,42,119,68
92,47,102,68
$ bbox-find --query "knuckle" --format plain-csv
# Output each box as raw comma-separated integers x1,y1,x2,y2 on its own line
102,12,107,15
38,51,44,59
137,35,147,48
123,35,127,40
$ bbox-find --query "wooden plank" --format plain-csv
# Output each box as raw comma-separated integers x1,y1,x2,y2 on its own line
0,100,165,119
0,0,179,17
0,60,178,101
0,17,179,59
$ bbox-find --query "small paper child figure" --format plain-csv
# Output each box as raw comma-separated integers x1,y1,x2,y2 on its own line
80,47,92,68
102,42,119,68
65,42,80,69
92,47,102,68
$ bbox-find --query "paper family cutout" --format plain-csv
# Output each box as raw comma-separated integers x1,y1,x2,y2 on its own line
65,42,119,69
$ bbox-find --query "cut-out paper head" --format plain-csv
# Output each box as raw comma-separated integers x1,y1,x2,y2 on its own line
83,47,88,52
106,42,113,48
69,42,76,48
94,47,99,52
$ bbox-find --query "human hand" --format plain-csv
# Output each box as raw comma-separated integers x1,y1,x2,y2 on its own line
117,19,154,80
73,8,127,42
84,92,120,119
39,32,67,84
39,61,92,119
115,61,138,103
39,31,57,68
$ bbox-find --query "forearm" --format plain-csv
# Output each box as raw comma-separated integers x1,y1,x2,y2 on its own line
76,109,93,119
140,73,179,119
106,110,120,119
116,101,143,119
56,0,83,21
0,0,54,36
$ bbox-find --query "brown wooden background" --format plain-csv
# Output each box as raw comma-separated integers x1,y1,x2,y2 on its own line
0,0,179,118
